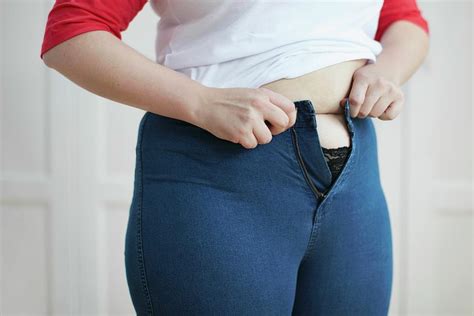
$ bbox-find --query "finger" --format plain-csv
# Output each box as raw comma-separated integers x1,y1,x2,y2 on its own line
348,80,369,118
252,120,273,145
286,106,297,128
370,94,393,118
240,132,259,149
378,99,404,121
260,102,290,134
358,84,382,118
258,87,296,115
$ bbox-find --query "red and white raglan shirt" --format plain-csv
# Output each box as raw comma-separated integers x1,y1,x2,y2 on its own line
40,0,430,89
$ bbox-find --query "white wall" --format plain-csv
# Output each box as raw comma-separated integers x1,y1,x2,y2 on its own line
0,1,472,315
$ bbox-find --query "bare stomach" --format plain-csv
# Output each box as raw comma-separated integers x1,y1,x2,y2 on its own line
259,58,368,149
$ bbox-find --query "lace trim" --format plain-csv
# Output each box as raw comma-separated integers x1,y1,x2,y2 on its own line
321,145,351,182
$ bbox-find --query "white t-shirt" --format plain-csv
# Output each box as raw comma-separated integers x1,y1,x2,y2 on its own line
149,0,384,88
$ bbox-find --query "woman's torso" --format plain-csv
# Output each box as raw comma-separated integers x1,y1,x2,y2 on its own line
149,1,382,148
260,58,368,149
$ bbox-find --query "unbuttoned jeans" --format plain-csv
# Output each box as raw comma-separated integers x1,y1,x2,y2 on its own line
125,99,393,315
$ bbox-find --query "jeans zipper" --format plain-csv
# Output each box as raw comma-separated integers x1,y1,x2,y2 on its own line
290,127,327,201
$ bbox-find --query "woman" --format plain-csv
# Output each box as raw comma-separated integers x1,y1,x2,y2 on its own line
40,0,429,314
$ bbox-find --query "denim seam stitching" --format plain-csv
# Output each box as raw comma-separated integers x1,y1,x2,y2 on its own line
301,123,357,263
289,127,323,203
289,127,324,264
298,108,357,264
300,213,326,264
136,112,155,315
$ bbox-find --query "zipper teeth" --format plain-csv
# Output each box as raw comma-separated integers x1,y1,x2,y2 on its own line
290,128,326,201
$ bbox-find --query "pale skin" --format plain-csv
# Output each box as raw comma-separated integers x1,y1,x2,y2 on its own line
343,20,430,120
42,20,429,149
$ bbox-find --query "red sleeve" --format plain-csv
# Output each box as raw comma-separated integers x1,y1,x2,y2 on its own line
40,0,148,59
375,0,430,41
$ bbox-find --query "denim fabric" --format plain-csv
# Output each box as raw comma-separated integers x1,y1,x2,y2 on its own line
124,99,393,315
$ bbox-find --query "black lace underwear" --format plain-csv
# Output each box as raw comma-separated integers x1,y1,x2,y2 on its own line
321,145,352,184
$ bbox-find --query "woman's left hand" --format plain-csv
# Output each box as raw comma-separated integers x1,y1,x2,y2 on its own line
340,62,405,121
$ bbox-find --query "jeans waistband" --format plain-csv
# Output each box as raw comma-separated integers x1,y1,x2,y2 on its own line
293,99,355,136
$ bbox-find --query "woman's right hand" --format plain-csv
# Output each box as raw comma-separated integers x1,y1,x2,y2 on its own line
192,86,297,149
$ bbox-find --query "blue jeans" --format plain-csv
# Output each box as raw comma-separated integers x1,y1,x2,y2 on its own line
124,99,393,315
